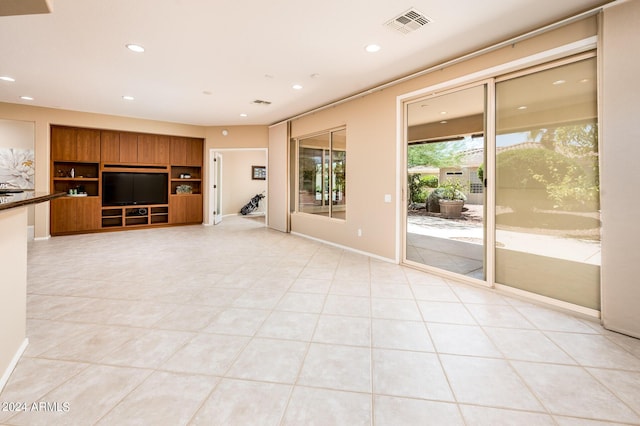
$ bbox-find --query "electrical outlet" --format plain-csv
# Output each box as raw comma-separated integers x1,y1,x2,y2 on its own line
357,228,362,237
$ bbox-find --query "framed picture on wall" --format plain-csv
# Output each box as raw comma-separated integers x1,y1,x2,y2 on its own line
252,166,266,180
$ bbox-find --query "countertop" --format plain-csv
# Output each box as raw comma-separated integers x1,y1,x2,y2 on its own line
0,190,66,212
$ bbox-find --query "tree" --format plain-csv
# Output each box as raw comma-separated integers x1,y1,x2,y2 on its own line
407,141,465,168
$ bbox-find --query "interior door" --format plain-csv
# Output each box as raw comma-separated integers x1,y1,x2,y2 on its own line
404,84,488,281
212,152,222,225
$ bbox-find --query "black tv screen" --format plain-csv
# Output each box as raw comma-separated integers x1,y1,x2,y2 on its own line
102,172,168,206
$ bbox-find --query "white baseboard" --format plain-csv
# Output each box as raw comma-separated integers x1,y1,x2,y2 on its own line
33,235,51,241
0,338,28,393
290,232,395,264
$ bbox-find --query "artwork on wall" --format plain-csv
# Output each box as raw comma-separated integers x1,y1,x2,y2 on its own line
0,148,35,189
252,165,266,180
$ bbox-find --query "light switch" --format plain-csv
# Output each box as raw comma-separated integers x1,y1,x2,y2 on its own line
384,194,392,203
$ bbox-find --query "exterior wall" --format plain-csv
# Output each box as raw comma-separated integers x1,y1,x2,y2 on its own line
290,18,597,260
600,0,640,337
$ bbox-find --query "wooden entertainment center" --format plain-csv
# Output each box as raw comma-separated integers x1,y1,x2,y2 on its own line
50,125,204,236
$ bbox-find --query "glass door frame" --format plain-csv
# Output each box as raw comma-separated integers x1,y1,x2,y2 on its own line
401,79,496,288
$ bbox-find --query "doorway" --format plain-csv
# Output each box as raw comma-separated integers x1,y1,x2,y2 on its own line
405,84,488,282
208,148,268,226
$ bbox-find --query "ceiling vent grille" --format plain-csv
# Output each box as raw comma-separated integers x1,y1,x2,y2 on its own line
385,8,432,34
252,99,272,105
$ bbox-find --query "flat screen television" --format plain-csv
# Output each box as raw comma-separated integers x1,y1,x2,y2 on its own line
102,172,168,206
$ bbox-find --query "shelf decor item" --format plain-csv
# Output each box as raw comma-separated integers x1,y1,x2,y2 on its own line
176,184,193,194
252,165,266,180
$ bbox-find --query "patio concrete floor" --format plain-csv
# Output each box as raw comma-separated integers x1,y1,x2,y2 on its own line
406,210,601,280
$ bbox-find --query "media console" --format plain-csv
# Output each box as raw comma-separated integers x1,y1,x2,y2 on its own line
50,125,203,236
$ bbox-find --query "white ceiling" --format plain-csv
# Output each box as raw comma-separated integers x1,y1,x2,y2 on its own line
0,0,614,126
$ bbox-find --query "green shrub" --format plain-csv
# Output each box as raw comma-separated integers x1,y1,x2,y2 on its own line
408,174,438,205
423,175,439,188
496,148,597,211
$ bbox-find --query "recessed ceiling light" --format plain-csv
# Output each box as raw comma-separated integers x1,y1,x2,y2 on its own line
579,78,590,83
240,113,248,117
126,44,145,53
292,84,303,90
440,111,447,115
20,96,34,101
0,76,16,82
122,95,135,101
517,105,528,110
552,79,566,85
365,44,381,53
440,120,448,124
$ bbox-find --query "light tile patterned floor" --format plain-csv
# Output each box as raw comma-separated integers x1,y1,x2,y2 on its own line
2,216,640,425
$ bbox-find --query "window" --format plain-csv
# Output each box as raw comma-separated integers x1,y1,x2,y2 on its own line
297,128,346,219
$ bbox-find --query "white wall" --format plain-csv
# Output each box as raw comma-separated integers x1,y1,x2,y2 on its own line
600,0,640,338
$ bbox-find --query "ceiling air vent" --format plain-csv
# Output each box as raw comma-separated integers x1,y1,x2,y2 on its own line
385,8,432,34
252,99,272,105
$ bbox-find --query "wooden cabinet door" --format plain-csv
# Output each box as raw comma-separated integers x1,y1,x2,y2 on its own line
186,138,203,166
170,137,187,165
184,194,203,223
155,135,171,164
76,198,102,231
170,194,202,224
138,134,170,164
76,129,100,162
101,131,120,163
137,134,156,164
169,195,186,224
50,198,77,234
51,126,77,161
119,132,138,163
51,197,101,234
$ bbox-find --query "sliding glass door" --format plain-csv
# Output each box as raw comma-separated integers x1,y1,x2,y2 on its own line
405,84,487,281
495,56,600,310
403,54,600,311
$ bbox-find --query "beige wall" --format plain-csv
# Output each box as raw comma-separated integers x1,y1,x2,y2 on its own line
0,118,34,150
0,207,28,390
600,0,640,338
290,18,597,260
268,122,289,232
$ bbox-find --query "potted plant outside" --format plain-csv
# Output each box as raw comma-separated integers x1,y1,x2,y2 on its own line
438,178,466,218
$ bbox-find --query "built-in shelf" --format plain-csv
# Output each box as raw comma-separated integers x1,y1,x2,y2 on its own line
50,125,203,235
101,205,169,229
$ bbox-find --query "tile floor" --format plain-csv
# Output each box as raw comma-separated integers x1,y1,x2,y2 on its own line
2,216,640,425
